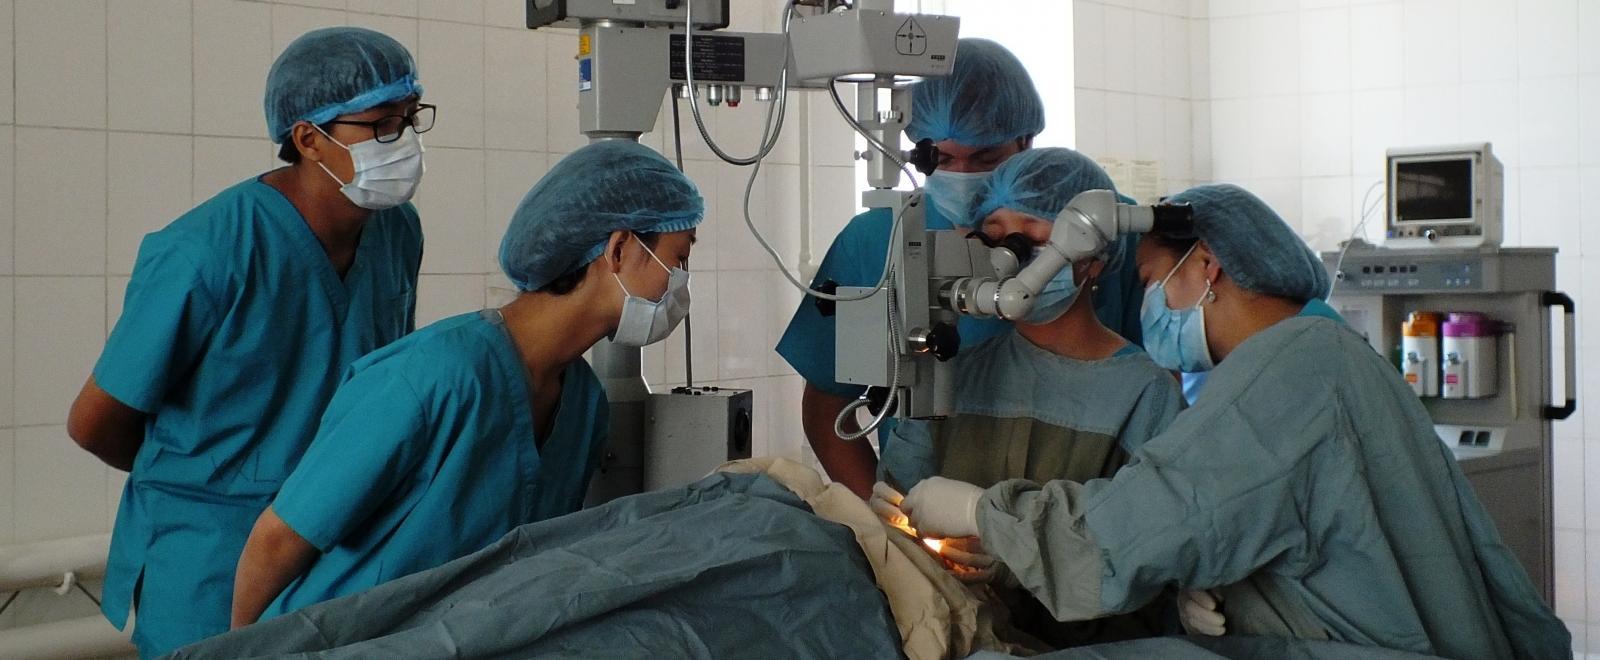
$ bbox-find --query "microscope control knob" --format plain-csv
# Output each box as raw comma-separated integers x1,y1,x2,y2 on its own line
925,323,960,362
909,139,939,176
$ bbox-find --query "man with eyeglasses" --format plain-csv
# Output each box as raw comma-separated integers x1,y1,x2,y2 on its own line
66,27,431,657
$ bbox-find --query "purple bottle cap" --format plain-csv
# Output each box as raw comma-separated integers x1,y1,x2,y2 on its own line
1443,312,1498,337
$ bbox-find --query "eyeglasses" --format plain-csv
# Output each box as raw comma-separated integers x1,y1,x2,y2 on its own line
325,104,437,144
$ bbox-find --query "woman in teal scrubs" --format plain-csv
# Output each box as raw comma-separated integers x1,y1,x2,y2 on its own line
229,140,705,628
66,28,427,657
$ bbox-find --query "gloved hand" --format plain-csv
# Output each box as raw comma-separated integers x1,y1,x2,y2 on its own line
1177,589,1226,636
868,482,912,532
900,476,983,538
935,536,1005,584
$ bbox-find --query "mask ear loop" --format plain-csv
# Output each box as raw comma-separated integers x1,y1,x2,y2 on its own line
633,233,674,275
308,123,357,187
619,233,677,304
1158,242,1202,289
311,123,353,151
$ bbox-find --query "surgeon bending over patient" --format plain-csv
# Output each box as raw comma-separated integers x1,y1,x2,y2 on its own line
900,184,1570,658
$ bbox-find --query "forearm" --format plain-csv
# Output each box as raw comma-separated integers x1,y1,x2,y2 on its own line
800,384,878,499
977,479,1112,621
67,378,146,472
80,434,143,472
232,507,319,628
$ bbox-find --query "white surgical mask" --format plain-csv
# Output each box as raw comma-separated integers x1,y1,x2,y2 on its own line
612,235,691,347
315,125,425,210
924,169,993,227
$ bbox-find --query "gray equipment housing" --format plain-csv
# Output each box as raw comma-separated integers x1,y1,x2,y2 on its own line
526,0,730,30
643,387,754,490
570,25,793,140
1323,244,1577,603
836,226,998,420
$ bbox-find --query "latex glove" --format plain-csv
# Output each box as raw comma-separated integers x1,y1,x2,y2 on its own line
900,476,983,539
1177,589,1226,636
935,536,1004,584
868,482,911,532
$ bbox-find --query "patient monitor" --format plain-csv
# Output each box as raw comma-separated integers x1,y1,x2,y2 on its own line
1384,143,1503,249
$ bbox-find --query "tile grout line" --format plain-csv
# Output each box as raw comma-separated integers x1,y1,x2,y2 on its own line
102,0,111,400
191,0,199,206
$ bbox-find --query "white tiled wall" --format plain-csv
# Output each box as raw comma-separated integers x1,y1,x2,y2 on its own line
1074,0,1207,201
1197,0,1600,654
0,0,850,628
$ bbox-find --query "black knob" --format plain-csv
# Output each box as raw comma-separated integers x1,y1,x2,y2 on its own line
864,387,897,418
927,323,960,361
813,279,839,317
909,139,939,176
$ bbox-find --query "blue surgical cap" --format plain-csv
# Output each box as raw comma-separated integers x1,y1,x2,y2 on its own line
500,141,705,292
905,38,1045,148
970,147,1130,270
265,27,423,142
969,147,1118,226
1164,184,1331,302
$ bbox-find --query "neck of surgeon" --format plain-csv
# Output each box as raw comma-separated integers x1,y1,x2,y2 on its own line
499,287,613,386
265,164,373,272
1204,274,1304,363
1016,279,1125,361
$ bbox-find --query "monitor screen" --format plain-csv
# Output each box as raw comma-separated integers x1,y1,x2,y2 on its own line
1394,158,1473,222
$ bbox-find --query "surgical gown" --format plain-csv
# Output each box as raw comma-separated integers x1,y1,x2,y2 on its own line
265,309,608,618
881,334,1183,492
775,206,1145,447
884,333,1184,647
976,302,1570,659
93,177,421,657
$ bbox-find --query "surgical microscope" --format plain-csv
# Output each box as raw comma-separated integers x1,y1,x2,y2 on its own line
524,0,1189,503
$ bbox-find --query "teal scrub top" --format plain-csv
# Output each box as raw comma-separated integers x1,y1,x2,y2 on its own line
266,310,609,618
93,177,421,657
774,206,1145,444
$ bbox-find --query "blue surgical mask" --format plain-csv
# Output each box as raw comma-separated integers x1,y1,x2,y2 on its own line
1140,244,1215,372
1022,258,1083,325
925,169,993,227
